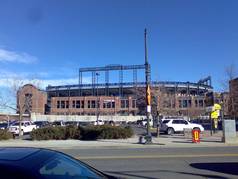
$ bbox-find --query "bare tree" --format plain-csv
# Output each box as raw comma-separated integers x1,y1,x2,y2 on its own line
220,64,237,91
132,86,159,118
0,78,39,136
219,63,237,119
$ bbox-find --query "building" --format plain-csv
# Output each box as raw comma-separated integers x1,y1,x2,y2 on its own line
17,84,47,114
229,77,238,118
46,82,212,118
46,80,212,118
49,96,136,116
46,64,212,118
17,65,213,119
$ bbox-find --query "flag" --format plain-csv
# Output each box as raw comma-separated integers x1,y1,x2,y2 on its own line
147,85,151,105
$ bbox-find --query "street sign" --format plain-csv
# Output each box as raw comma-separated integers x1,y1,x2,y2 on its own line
211,110,219,119
210,103,221,119
147,105,151,113
213,103,221,111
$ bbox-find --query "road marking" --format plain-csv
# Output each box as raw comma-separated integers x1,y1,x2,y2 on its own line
76,153,238,160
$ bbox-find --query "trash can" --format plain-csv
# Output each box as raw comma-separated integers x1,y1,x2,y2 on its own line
192,129,200,143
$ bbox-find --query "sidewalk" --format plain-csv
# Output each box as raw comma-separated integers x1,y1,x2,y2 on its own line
1,131,237,149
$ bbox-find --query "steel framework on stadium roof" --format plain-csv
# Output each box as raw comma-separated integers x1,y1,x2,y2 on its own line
46,64,212,95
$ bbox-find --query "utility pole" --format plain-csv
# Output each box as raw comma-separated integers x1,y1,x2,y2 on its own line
67,87,70,120
221,99,225,141
144,28,152,144
205,91,214,136
96,73,100,125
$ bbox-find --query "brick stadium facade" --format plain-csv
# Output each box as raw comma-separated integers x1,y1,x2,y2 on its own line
17,82,212,118
45,80,212,118
50,96,137,116
16,65,214,119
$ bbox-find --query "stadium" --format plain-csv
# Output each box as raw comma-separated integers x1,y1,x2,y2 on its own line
18,64,213,119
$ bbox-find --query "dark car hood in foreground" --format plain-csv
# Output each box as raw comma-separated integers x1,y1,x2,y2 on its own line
0,147,121,179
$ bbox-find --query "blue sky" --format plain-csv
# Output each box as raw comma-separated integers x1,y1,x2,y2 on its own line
0,0,237,93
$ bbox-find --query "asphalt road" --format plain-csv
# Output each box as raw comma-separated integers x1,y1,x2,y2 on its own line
59,146,238,179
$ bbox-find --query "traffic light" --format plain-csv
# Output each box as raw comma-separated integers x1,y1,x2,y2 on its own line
205,92,214,107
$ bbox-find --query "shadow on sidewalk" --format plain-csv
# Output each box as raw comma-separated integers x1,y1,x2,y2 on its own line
172,140,193,144
200,139,222,143
97,139,166,146
190,162,238,176
105,169,228,179
172,139,223,144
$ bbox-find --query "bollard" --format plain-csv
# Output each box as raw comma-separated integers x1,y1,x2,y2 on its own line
139,136,144,144
144,135,152,144
184,128,192,139
192,129,200,143
156,124,160,137
139,135,152,144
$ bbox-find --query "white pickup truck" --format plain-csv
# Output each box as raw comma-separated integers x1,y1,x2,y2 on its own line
8,121,36,135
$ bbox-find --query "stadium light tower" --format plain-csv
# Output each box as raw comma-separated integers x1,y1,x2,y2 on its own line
144,28,152,144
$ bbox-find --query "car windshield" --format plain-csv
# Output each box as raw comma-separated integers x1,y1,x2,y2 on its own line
12,122,24,126
38,154,102,179
34,122,43,124
162,120,170,124
65,122,75,125
53,122,61,125
79,122,89,125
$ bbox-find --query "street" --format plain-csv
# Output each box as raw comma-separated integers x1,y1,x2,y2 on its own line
59,146,238,179
2,129,238,179
3,123,238,179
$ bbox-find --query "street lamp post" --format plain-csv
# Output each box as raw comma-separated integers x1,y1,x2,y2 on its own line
144,28,152,144
221,100,225,141
96,73,100,125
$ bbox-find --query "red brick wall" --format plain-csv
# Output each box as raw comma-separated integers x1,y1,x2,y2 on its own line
17,84,47,114
50,96,137,115
229,78,238,118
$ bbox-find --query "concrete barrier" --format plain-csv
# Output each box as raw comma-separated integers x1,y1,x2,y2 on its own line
31,113,146,123
222,119,238,144
184,128,192,139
